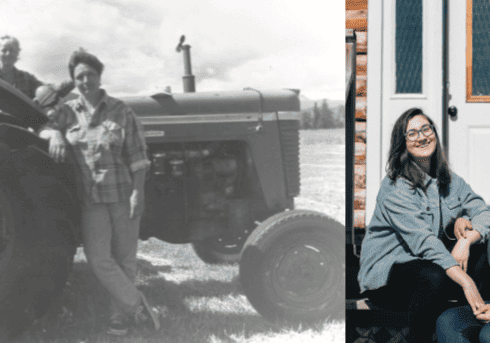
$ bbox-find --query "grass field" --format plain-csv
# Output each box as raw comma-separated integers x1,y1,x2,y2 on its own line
13,129,345,343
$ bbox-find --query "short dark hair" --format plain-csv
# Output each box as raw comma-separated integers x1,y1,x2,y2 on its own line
68,49,104,80
386,108,451,195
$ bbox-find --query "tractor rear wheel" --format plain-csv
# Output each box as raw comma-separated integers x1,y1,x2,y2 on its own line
240,210,344,323
0,148,77,339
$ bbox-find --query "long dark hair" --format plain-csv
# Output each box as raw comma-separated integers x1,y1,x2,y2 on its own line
386,108,451,195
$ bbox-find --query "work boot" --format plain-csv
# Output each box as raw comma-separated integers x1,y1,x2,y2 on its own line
107,312,128,336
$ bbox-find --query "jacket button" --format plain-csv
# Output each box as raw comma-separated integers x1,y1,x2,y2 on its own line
427,207,430,211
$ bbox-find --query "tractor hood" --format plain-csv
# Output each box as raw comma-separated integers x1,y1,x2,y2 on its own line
0,78,48,130
121,89,301,117
0,82,300,127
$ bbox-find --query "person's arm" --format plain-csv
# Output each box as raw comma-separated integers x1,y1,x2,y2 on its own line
129,168,146,219
38,129,66,163
446,266,486,315
122,106,150,219
38,106,68,163
449,176,490,270
457,175,490,242
446,265,486,314
451,229,481,271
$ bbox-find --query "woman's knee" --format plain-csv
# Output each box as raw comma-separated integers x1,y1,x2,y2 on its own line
417,261,447,288
436,308,459,332
480,323,490,343
86,254,117,276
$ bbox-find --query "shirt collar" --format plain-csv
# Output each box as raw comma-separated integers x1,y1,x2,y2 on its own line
75,89,108,112
423,173,433,186
0,66,19,80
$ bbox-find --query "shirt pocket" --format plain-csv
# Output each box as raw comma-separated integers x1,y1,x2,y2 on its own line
444,196,463,218
65,124,83,146
100,120,124,154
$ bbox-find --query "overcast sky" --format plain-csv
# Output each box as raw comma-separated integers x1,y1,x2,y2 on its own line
2,0,344,100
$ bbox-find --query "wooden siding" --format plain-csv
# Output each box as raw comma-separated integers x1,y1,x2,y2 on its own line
347,1,367,230
346,0,367,10
346,10,368,31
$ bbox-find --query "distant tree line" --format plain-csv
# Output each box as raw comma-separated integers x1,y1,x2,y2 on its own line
300,100,345,129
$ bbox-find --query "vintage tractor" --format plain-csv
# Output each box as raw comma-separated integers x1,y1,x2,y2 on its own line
0,38,344,337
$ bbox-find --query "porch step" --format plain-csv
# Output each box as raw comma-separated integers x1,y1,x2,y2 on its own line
346,298,461,343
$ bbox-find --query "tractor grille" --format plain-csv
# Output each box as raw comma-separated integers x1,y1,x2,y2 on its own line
278,120,300,197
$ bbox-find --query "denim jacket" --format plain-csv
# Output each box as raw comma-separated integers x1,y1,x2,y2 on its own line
358,172,490,293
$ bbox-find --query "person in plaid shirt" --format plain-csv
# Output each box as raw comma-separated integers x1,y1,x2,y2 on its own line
39,50,162,336
0,35,43,99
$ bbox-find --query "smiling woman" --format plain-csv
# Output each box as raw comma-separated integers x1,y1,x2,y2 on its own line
38,49,162,336
404,115,436,173
357,108,490,343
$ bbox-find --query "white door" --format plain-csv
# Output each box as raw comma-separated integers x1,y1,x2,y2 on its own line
366,0,445,223
448,0,490,203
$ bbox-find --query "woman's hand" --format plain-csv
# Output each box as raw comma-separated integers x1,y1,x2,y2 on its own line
475,304,490,322
49,131,66,163
451,239,471,272
454,217,472,240
476,311,490,323
461,277,486,314
129,189,144,219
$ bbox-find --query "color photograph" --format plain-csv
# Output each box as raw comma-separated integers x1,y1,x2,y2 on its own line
347,1,490,342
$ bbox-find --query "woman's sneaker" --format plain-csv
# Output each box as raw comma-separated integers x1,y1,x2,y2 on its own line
134,292,160,331
107,312,128,336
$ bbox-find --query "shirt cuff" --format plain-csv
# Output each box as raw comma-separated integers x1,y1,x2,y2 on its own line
438,257,459,271
130,159,150,173
471,223,487,243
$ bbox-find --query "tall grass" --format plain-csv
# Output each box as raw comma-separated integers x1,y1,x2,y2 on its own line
12,129,345,343
300,129,345,145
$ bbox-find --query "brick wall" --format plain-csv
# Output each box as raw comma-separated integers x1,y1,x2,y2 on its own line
346,0,367,229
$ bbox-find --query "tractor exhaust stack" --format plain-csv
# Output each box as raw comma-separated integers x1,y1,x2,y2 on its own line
176,35,196,93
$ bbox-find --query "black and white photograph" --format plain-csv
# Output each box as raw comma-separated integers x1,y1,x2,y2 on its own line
0,0,345,342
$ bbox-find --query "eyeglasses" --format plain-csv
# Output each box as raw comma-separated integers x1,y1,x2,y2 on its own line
405,124,434,141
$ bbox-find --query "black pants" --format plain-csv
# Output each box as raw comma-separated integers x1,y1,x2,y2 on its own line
364,244,490,343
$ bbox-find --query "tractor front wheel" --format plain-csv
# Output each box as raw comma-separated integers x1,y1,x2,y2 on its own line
239,210,344,323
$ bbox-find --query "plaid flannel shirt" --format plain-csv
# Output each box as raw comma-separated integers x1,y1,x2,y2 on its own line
0,67,43,99
40,90,150,203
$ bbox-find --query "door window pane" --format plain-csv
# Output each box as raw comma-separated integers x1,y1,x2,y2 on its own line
396,0,423,94
472,0,490,96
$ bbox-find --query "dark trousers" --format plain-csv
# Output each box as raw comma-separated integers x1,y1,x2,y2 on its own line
364,243,490,343
365,260,449,343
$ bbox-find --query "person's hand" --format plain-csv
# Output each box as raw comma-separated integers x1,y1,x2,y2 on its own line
475,304,490,319
451,239,471,272
476,307,490,323
129,189,144,219
455,217,472,240
49,131,66,163
461,278,486,314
